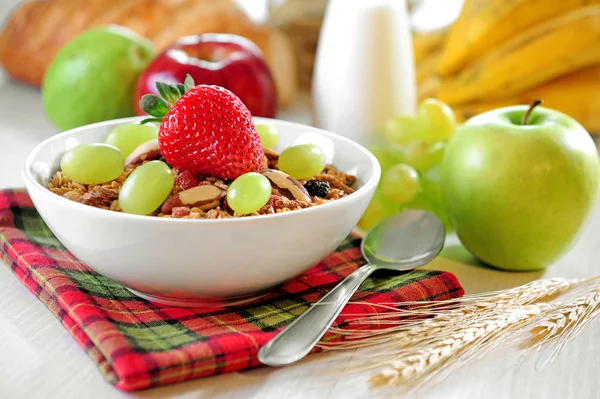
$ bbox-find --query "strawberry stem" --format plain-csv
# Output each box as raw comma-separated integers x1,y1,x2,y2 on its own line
140,117,164,125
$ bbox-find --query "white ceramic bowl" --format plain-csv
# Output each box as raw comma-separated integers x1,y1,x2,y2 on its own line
23,117,380,307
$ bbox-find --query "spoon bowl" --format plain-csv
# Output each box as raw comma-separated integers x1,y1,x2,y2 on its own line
361,210,446,269
258,210,446,366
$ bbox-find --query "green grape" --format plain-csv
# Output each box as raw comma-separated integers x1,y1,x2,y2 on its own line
405,192,438,221
119,161,174,215
367,145,405,174
406,190,453,233
403,140,446,173
402,140,430,171
358,190,400,232
405,168,453,233
418,98,456,141
60,143,124,185
278,144,326,180
255,123,280,149
227,172,272,215
421,165,442,205
383,114,423,145
382,164,421,204
105,122,159,157
421,141,447,172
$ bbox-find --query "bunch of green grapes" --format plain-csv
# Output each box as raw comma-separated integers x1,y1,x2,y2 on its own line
359,99,456,232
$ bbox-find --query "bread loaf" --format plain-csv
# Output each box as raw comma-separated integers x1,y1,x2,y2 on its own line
0,0,297,106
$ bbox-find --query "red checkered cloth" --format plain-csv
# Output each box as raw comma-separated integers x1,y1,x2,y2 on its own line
0,189,463,392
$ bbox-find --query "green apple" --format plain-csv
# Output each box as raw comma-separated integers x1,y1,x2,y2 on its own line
42,25,156,131
441,102,600,271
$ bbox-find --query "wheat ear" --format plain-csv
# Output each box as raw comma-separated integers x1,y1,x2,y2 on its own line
523,285,600,364
370,304,549,391
363,278,600,393
312,277,593,395
319,278,580,349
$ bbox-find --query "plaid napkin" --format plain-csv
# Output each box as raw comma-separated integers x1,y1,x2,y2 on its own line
0,189,463,392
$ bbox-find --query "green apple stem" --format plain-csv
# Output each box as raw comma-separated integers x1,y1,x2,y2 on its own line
521,98,543,125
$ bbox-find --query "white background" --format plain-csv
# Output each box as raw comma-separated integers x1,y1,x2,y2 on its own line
1,1,600,398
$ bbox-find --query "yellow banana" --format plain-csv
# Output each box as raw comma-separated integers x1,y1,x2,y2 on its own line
437,6,600,105
412,28,447,63
452,66,600,134
418,75,442,102
416,48,442,84
439,0,600,76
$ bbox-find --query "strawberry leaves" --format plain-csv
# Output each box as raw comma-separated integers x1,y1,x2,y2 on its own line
184,75,195,92
139,74,196,124
140,95,170,117
156,82,181,105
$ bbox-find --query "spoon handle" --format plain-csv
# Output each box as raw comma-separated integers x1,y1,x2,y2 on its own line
258,264,378,366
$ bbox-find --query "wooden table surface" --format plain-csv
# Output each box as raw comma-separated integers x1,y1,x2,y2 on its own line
1,2,600,398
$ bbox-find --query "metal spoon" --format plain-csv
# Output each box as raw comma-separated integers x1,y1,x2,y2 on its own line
258,210,445,367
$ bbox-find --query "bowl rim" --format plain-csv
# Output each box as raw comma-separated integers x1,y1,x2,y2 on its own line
24,116,381,224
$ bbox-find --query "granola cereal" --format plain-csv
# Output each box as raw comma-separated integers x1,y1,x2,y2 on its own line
48,148,356,219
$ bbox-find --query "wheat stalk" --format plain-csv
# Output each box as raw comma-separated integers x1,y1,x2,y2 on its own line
522,285,600,364
313,277,600,394
369,304,550,391
318,278,580,349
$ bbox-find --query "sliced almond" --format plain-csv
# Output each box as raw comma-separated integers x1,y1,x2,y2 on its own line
260,169,311,202
263,147,280,160
161,185,225,214
125,139,161,166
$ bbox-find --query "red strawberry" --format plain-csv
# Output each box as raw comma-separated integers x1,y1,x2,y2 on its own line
175,170,199,191
139,79,264,180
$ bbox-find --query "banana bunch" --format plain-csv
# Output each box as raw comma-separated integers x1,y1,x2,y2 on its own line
414,0,600,134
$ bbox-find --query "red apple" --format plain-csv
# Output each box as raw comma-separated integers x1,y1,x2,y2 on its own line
135,34,277,117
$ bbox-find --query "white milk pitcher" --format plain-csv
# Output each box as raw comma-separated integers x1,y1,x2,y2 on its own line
312,0,416,146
